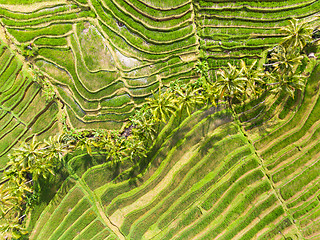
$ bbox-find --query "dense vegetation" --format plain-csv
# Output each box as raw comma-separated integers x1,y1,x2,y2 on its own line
0,0,320,239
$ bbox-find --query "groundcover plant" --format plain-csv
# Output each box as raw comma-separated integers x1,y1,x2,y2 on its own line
0,0,320,239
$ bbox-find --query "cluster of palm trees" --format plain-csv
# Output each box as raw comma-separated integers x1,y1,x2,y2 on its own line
118,19,316,177
0,129,144,238
264,18,314,98
0,135,69,239
215,18,314,106
63,18,317,169
140,18,314,125
76,130,147,166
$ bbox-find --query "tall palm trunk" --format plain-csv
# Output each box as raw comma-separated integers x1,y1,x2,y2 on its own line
228,96,232,109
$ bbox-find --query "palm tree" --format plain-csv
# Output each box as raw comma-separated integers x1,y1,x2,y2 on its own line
5,135,63,189
145,88,177,123
124,136,147,164
0,185,18,217
269,69,306,98
44,135,70,160
91,131,112,151
0,218,27,240
195,60,209,82
5,158,26,183
280,18,313,50
30,157,55,183
76,137,93,156
269,46,304,75
215,63,248,106
106,136,127,166
175,85,204,119
168,79,185,93
131,110,157,145
240,59,265,99
203,83,218,107
9,177,33,203
10,136,43,173
43,134,71,168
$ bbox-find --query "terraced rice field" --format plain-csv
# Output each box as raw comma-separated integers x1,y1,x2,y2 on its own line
1,0,320,239
0,41,59,168
196,0,320,70
28,65,320,240
1,0,198,130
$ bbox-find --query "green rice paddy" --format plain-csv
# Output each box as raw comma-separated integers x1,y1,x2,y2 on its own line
0,0,320,239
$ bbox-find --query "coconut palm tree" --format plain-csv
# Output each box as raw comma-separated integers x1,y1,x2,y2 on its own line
195,60,209,82
0,218,27,240
43,134,71,169
203,83,218,107
9,177,33,203
240,59,265,99
106,136,127,166
5,136,62,188
132,114,157,149
0,185,18,217
168,79,185,93
175,85,205,119
5,157,26,183
280,18,313,50
91,131,111,151
76,137,93,156
145,88,177,123
215,63,248,106
30,157,55,183
269,69,306,98
124,136,147,164
269,46,304,75
10,136,43,173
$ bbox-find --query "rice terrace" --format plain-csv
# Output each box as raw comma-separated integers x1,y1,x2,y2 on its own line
1,0,320,239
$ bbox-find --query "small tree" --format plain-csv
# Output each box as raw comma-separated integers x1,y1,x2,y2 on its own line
269,46,304,75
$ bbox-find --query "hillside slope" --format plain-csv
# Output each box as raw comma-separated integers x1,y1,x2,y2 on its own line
30,60,320,240
0,0,320,239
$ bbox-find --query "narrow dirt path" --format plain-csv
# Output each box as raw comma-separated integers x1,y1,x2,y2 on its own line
232,107,305,239
77,177,125,240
